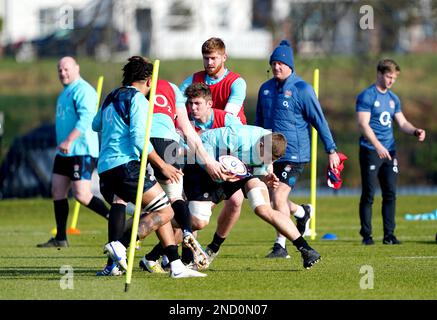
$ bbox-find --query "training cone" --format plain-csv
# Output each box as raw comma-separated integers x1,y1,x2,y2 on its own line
67,227,81,235
321,233,338,240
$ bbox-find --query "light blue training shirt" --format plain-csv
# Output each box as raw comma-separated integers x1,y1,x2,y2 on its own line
199,125,272,175
55,77,99,157
92,86,153,173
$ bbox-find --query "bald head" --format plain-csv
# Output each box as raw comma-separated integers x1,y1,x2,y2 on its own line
57,56,80,85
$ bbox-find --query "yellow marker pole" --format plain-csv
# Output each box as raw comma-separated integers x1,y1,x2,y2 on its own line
310,69,319,240
125,60,159,292
67,76,105,235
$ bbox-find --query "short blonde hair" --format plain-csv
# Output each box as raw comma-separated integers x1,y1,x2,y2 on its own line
202,37,226,55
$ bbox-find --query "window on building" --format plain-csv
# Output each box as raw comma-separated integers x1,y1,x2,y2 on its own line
252,0,272,29
39,8,58,36
167,0,193,30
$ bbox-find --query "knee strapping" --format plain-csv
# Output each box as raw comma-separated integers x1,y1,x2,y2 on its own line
143,192,170,213
188,201,212,223
247,186,268,210
160,180,183,201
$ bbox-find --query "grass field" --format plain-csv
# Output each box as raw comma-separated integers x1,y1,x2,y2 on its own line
0,195,436,301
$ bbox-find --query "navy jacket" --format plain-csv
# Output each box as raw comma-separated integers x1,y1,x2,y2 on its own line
255,72,336,163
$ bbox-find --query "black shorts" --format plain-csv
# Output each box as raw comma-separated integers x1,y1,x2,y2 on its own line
150,137,183,180
99,161,157,204
183,164,252,204
52,154,96,181
273,161,306,189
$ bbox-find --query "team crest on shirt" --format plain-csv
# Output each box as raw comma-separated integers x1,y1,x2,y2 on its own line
374,101,380,107
284,90,292,98
263,90,270,95
389,100,395,109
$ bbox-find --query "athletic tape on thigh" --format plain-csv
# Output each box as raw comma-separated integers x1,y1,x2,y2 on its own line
188,201,212,223
143,191,170,213
159,179,183,201
247,186,268,210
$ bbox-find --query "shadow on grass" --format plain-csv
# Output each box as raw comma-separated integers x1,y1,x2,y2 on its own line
0,266,100,280
407,240,437,245
1,256,103,259
207,268,302,273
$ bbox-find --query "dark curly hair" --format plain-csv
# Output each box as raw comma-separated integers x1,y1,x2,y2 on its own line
122,56,153,86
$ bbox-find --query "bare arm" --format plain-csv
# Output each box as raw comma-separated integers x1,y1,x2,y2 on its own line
176,107,230,181
147,149,182,184
394,112,426,142
357,111,392,160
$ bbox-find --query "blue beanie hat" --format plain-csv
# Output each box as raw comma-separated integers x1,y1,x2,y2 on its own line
269,40,294,70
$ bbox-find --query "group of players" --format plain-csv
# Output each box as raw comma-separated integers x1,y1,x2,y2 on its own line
38,38,324,279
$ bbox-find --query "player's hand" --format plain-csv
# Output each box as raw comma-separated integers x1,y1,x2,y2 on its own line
205,160,230,182
220,171,241,183
414,128,426,142
58,140,72,154
161,164,183,184
264,173,279,189
375,145,392,160
328,152,340,170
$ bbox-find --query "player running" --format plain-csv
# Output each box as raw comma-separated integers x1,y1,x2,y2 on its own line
185,124,322,270
92,56,206,278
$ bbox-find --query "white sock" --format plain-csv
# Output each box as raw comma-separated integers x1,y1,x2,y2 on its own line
275,235,286,248
293,205,305,218
170,259,185,273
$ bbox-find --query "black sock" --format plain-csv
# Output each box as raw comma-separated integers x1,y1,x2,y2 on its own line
292,236,311,251
54,199,69,241
207,232,226,253
119,229,138,248
145,243,164,261
108,203,126,242
172,200,192,233
163,245,179,263
87,196,110,219
106,203,126,267
181,246,194,264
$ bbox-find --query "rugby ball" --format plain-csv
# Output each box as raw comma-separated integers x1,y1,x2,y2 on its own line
218,155,249,179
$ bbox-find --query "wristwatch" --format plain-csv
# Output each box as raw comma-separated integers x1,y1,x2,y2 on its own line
327,148,336,154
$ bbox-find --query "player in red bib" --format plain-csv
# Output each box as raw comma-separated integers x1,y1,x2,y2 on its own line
180,37,247,124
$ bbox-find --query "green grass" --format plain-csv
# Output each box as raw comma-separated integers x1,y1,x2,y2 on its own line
1,195,436,300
